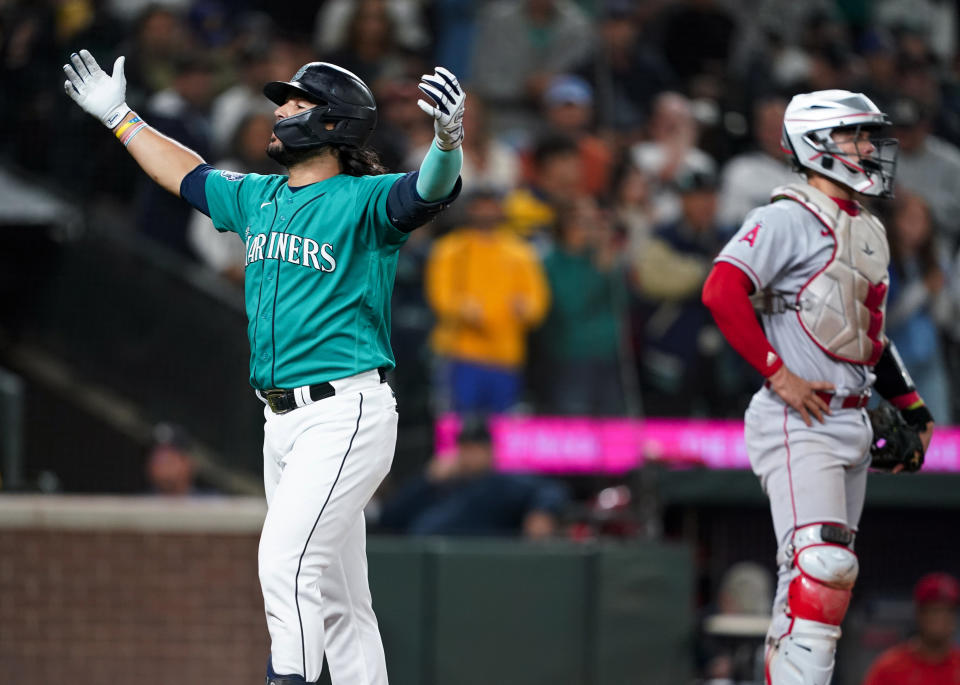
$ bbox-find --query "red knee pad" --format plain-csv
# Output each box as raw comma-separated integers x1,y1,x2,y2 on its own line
788,572,853,625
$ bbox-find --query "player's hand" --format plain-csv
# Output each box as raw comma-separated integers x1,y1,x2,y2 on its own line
767,365,834,427
417,66,465,151
63,49,130,129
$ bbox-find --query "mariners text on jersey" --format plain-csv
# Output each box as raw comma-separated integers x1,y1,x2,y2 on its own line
200,169,413,389
245,231,337,272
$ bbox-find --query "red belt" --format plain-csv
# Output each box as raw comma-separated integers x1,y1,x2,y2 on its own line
815,390,869,409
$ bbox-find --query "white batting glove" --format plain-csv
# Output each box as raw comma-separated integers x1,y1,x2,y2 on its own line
417,66,466,151
63,49,130,129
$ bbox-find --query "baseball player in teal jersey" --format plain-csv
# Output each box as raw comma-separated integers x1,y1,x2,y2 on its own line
63,49,465,684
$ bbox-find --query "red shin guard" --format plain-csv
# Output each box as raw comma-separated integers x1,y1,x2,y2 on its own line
788,573,852,625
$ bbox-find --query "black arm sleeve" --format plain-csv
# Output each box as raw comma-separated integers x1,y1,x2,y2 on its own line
179,163,215,216
873,341,916,400
873,341,934,426
386,171,463,233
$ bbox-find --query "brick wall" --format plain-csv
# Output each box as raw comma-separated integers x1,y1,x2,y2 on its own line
0,496,704,685
0,497,269,685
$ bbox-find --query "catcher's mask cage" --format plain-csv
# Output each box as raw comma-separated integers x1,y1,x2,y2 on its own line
781,90,898,198
264,62,377,151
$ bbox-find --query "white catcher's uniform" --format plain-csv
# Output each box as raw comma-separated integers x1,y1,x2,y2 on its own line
715,183,891,679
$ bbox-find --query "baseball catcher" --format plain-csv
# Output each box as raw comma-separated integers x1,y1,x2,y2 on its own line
702,89,934,685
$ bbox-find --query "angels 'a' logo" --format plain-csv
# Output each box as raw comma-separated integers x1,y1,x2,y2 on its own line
739,222,761,247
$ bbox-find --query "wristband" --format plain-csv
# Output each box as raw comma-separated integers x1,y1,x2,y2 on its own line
114,115,141,140
120,122,148,147
901,403,933,430
889,390,921,410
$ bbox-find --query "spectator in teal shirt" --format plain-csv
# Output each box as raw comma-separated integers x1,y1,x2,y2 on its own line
539,196,629,415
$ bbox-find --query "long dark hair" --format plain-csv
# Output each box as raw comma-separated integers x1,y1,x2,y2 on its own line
335,145,388,176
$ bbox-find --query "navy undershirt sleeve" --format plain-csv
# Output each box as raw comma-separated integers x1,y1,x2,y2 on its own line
179,163,215,216
386,171,463,233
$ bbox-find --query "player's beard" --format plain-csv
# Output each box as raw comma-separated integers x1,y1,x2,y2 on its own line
266,139,324,169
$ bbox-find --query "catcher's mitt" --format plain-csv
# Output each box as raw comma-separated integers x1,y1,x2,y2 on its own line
868,403,925,473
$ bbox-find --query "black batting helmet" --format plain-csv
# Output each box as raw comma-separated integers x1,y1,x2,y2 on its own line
263,62,377,151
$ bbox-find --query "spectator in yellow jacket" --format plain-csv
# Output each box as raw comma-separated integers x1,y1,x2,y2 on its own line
425,188,550,413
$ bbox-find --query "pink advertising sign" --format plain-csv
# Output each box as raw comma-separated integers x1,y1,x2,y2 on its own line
436,415,960,474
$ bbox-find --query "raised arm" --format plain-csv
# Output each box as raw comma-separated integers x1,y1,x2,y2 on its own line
382,66,465,234
63,50,205,196
415,66,465,201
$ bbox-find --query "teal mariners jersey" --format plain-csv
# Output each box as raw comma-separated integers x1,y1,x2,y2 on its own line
203,170,409,390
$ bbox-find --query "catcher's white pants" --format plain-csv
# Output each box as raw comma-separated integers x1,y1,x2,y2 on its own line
259,370,396,684
744,388,871,650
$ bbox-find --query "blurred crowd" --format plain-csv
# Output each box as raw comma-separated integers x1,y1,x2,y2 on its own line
3,0,960,424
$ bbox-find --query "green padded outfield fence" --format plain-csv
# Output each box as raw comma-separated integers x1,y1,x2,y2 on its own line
366,538,695,685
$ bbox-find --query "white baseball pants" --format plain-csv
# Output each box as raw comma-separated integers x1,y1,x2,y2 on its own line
745,387,872,644
259,370,397,684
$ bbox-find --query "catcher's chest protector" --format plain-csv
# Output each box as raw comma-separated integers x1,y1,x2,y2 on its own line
774,183,890,365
